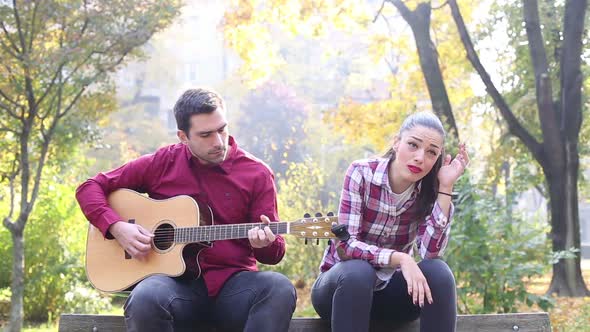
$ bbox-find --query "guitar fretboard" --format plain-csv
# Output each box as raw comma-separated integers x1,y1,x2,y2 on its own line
173,222,290,243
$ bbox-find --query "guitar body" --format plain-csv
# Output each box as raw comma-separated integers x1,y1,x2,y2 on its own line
85,189,212,293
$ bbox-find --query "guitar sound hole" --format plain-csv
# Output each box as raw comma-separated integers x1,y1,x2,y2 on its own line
153,223,175,251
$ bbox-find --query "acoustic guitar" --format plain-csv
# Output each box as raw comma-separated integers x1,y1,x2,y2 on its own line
85,189,337,293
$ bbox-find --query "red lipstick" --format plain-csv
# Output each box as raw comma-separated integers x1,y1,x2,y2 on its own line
407,165,422,174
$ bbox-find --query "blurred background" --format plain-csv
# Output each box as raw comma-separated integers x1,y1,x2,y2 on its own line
0,0,589,331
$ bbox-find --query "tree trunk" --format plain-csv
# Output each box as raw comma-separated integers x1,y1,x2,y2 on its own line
389,0,459,140
546,144,589,296
548,0,588,296
8,227,24,332
449,0,589,296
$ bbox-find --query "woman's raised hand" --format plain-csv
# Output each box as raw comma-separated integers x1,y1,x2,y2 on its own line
437,143,469,188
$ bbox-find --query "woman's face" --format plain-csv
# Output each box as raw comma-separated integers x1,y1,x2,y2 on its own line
391,125,444,188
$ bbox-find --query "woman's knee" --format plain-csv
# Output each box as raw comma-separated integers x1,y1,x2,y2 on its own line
419,259,455,290
334,259,376,287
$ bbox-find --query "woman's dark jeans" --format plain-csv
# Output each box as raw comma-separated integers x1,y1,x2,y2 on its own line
311,259,456,332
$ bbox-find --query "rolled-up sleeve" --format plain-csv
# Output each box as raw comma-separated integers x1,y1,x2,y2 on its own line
417,201,454,259
337,164,396,268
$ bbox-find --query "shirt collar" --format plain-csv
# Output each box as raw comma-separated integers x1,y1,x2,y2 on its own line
375,157,391,189
184,136,237,174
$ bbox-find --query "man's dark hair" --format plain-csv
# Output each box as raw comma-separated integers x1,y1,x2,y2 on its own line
173,88,225,134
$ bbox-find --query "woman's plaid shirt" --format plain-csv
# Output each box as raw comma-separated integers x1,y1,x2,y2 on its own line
319,158,454,282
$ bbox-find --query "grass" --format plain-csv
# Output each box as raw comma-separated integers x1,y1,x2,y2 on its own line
520,265,590,332
21,323,55,332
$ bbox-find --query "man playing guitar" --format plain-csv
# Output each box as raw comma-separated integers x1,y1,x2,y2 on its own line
76,87,296,332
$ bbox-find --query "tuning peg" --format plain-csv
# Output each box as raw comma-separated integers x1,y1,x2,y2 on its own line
315,212,323,217
327,212,334,217
304,213,311,218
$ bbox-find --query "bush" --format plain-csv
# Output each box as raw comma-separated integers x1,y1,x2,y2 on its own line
445,179,554,313
24,181,112,322
62,282,111,315
260,160,337,285
0,287,10,321
0,179,112,323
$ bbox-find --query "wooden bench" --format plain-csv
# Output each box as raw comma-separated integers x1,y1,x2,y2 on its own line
59,312,551,331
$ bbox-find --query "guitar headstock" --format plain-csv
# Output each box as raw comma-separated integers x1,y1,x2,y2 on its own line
290,212,338,242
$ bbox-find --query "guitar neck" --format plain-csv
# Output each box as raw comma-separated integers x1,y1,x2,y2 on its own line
173,222,291,243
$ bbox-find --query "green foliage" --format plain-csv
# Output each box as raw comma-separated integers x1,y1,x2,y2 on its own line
0,226,10,288
24,181,110,322
0,163,111,322
0,287,9,321
446,178,554,314
0,1,181,327
260,160,338,284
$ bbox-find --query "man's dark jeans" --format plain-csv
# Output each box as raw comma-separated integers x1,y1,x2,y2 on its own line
124,271,297,332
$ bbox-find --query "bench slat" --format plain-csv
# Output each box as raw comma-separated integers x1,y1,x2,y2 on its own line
58,312,551,332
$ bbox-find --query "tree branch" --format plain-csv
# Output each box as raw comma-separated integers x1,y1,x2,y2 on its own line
377,9,401,75
0,36,21,59
58,83,89,119
0,86,19,106
0,126,17,134
0,20,21,54
0,100,16,115
388,0,413,19
35,10,84,112
27,0,41,52
448,0,543,161
2,216,15,232
11,0,27,53
28,115,57,216
58,46,134,119
373,1,386,23
34,61,67,111
523,0,562,163
0,89,22,119
560,0,587,141
523,0,550,82
384,57,398,75
432,1,449,10
6,159,18,220
388,0,460,139
2,157,19,232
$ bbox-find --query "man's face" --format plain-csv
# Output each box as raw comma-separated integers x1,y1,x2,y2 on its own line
178,109,229,166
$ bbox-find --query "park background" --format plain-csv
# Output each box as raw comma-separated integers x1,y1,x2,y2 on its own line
0,0,589,331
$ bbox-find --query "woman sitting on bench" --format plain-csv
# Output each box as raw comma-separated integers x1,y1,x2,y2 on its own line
312,112,469,332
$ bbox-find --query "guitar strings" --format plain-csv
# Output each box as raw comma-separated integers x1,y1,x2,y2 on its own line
145,219,331,243
149,223,296,244
149,223,284,234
